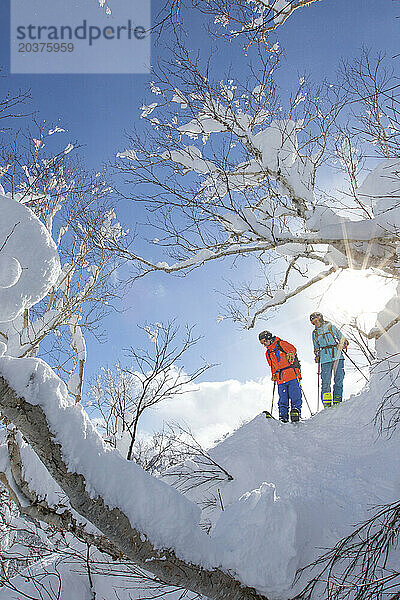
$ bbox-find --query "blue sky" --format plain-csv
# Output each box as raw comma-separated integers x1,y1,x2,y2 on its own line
0,0,398,415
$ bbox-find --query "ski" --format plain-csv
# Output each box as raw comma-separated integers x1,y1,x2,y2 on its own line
263,410,276,420
263,410,304,423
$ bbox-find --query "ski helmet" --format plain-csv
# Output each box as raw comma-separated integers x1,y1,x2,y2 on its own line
259,330,275,344
310,312,324,323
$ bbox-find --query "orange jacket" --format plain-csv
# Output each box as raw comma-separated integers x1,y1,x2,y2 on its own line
265,338,301,384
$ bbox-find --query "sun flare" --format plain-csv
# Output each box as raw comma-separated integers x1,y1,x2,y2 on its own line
319,269,396,330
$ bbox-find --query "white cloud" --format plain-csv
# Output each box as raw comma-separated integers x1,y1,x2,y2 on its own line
141,377,270,448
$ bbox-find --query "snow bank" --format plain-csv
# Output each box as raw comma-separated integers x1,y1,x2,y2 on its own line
212,482,299,591
1,332,400,599
203,329,400,597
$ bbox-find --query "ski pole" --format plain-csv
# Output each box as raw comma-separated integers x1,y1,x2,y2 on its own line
270,380,276,415
317,357,321,411
331,331,369,383
290,365,315,416
264,380,276,419
342,349,369,381
296,376,315,416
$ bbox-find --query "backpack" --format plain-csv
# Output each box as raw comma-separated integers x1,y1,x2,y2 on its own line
313,322,338,358
267,340,301,372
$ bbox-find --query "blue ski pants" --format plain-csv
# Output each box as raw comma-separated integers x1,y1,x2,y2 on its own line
320,358,345,403
278,378,302,420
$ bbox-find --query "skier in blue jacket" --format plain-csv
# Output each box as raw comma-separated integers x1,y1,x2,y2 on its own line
310,312,348,408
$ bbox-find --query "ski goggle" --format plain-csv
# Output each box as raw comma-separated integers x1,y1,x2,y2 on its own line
310,312,323,322
259,336,274,346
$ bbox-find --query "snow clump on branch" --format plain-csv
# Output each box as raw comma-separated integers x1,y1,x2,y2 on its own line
0,195,60,323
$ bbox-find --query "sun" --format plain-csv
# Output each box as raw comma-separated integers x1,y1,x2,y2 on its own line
319,269,396,330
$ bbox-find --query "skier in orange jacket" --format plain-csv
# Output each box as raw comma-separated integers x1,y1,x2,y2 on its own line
259,330,302,422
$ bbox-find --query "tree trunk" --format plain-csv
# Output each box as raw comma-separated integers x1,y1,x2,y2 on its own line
0,375,270,600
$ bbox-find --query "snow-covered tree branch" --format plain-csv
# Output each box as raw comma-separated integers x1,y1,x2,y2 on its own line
0,362,266,600
111,48,400,330
156,0,321,46
0,127,127,401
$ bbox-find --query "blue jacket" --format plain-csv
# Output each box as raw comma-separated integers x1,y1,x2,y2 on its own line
312,322,345,364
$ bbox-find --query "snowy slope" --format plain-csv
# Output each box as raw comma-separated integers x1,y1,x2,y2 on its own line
195,328,400,598
0,330,399,600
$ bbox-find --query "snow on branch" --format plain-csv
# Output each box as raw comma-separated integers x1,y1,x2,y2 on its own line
368,315,400,340
246,265,339,328
159,0,321,46
0,195,60,323
0,429,124,562
0,132,128,403
97,0,111,16
367,283,400,340
114,49,400,327
0,358,268,600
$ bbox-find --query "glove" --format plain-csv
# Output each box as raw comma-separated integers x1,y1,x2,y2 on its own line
271,373,277,382
337,338,348,352
286,352,295,364
314,349,320,363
